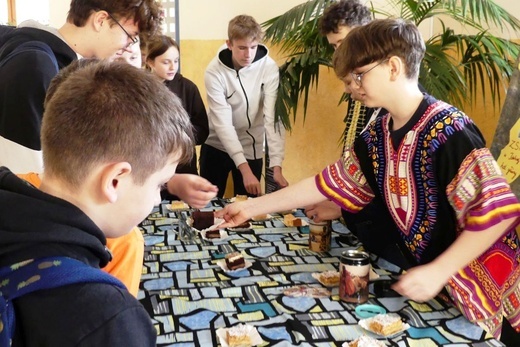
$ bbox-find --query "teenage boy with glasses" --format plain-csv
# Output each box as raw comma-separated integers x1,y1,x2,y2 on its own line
0,0,162,174
305,0,413,269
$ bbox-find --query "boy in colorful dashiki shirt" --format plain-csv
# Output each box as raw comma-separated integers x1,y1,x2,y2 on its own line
216,18,520,342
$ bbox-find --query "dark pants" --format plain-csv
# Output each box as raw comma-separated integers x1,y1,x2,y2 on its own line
200,144,263,198
501,318,520,346
341,198,414,270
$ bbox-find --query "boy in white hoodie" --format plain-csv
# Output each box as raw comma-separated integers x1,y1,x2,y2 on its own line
201,14,288,198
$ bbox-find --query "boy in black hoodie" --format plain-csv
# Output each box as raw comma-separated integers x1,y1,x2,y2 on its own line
0,60,194,346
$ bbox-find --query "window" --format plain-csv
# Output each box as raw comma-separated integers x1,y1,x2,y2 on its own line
161,0,179,43
1,0,12,25
2,0,49,25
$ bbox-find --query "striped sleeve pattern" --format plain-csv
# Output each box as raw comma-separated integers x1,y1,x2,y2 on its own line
315,148,374,213
447,148,520,232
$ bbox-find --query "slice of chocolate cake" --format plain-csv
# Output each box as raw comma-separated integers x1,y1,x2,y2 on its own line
225,252,246,270
192,211,214,230
205,229,221,239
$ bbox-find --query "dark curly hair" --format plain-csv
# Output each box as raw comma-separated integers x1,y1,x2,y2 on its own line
319,0,372,35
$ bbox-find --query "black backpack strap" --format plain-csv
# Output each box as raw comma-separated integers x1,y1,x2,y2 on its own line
0,256,126,346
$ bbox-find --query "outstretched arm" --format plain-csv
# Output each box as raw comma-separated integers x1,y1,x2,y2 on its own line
216,176,326,227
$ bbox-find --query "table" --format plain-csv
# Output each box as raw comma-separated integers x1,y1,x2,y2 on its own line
138,199,505,346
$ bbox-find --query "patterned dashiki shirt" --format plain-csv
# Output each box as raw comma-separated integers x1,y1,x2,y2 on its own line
316,94,520,338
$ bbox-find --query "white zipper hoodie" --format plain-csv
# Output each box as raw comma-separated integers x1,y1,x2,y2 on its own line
204,43,285,168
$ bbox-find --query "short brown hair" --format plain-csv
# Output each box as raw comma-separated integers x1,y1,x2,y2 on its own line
42,60,194,187
67,0,163,39
228,15,263,42
318,0,372,36
333,18,425,80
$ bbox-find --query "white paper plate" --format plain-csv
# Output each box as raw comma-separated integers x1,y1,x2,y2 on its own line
216,259,253,272
341,336,386,347
216,324,263,347
283,285,331,298
187,218,227,240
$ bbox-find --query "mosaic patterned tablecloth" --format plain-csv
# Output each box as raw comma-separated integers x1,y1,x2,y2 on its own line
138,200,504,347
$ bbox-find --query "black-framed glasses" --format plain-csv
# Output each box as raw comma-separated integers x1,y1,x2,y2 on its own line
106,12,138,47
351,59,389,87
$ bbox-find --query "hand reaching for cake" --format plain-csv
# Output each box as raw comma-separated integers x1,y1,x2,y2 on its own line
215,201,253,229
167,174,218,208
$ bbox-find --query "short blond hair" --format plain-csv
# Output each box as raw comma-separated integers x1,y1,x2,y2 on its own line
228,15,264,42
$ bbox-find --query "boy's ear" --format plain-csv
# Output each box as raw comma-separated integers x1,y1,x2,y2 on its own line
100,162,132,203
388,56,403,81
225,40,232,50
92,10,108,32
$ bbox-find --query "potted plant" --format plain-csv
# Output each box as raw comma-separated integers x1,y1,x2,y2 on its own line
262,0,520,131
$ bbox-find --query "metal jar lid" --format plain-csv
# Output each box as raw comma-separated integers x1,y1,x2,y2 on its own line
340,250,369,266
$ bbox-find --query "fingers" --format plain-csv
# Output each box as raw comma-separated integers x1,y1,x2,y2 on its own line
304,209,315,219
312,215,324,223
274,176,289,188
245,182,262,196
197,180,218,192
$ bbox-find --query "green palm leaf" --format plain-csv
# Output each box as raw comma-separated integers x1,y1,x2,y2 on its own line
263,0,520,132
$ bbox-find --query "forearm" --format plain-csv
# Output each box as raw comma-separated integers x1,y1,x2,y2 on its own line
243,176,326,216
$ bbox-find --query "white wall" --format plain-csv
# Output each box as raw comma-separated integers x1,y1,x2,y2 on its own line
179,0,306,40
47,0,520,40
49,0,69,27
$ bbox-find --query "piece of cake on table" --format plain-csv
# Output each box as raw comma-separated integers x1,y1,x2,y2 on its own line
204,229,221,239
368,313,404,336
168,200,188,210
347,335,385,347
226,324,252,347
225,252,246,270
318,270,340,286
283,214,303,227
191,211,214,230
234,195,248,202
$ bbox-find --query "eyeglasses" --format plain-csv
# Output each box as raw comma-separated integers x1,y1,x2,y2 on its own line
106,12,138,48
351,59,389,87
